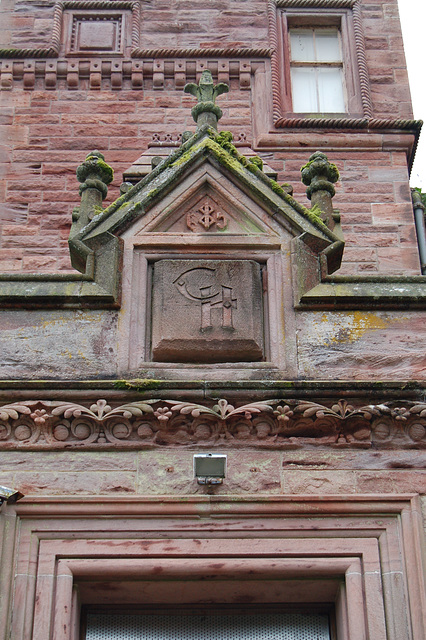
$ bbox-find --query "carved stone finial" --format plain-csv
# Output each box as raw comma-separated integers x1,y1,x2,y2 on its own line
73,151,114,229
301,151,339,229
184,70,229,130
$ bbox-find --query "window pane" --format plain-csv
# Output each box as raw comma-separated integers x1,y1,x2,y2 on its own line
290,29,315,61
317,68,345,112
291,67,318,111
315,30,341,62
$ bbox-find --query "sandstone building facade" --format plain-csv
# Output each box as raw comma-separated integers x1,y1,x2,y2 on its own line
0,1,425,639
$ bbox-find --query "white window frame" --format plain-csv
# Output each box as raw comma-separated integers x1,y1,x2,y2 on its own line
289,27,346,114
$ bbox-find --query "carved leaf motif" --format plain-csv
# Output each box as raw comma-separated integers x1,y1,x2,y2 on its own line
52,400,156,422
330,400,354,417
168,402,218,418
0,403,32,421
183,83,199,99
52,402,97,420
409,404,426,417
106,402,156,420
227,401,275,419
213,83,230,99
294,402,327,418
213,399,235,418
89,399,111,418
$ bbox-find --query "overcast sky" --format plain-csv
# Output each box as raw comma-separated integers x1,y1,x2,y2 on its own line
397,0,426,189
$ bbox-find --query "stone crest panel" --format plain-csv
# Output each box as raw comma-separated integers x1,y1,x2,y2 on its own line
151,260,264,363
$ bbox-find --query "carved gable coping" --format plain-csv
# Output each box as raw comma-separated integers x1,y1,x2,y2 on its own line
68,124,344,305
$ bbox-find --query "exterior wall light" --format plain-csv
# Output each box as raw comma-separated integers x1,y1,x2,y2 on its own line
0,485,24,506
193,453,227,485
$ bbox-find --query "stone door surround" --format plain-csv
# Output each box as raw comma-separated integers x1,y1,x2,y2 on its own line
1,495,424,640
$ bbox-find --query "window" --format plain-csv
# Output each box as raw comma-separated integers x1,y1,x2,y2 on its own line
276,3,369,118
289,28,345,113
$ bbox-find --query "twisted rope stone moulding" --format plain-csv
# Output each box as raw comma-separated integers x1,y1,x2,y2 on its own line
0,398,425,449
270,0,373,123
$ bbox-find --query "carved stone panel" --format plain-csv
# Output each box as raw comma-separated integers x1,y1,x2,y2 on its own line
64,11,128,56
151,260,264,363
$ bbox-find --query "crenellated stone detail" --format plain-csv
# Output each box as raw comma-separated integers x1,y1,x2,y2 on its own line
0,58,259,91
0,398,425,450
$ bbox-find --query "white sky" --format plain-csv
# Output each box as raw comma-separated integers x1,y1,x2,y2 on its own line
397,0,426,189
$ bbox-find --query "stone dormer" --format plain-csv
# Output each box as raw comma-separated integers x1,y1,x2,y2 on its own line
67,72,343,375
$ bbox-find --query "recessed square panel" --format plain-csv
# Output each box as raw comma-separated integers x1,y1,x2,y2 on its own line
151,260,264,363
79,21,117,51
67,13,124,55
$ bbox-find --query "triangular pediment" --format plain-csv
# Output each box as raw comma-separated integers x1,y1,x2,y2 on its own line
128,162,282,238
69,126,344,301
80,127,339,248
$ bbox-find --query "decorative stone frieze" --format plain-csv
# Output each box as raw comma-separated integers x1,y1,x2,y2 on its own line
0,398,425,449
0,58,259,91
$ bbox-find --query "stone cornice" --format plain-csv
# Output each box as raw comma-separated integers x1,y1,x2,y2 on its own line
0,396,425,450
296,275,426,309
4,274,426,309
0,274,118,308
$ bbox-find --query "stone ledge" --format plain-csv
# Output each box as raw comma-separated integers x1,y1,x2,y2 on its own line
297,276,426,309
0,274,118,308
0,379,424,401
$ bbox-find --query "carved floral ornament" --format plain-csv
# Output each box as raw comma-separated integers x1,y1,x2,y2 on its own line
0,398,425,449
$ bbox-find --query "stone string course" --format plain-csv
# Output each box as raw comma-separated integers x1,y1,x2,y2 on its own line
0,398,425,449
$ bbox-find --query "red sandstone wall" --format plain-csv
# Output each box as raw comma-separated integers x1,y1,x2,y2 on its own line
0,0,420,275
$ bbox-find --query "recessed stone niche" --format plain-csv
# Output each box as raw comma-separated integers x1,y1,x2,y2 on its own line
65,12,126,55
151,259,264,363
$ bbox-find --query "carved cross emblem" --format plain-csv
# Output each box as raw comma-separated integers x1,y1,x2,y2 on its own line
186,201,227,232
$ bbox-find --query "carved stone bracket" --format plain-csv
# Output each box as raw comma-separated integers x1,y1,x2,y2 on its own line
0,58,258,91
0,398,425,449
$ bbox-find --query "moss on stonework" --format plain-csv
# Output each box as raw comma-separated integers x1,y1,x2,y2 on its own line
300,158,339,182
249,156,264,171
114,379,163,391
86,157,114,182
307,203,323,221
170,139,208,167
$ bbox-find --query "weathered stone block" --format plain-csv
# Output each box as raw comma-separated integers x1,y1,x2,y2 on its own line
151,259,264,363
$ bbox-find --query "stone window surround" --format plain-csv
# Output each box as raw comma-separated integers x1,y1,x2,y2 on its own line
2,495,425,640
274,1,368,119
